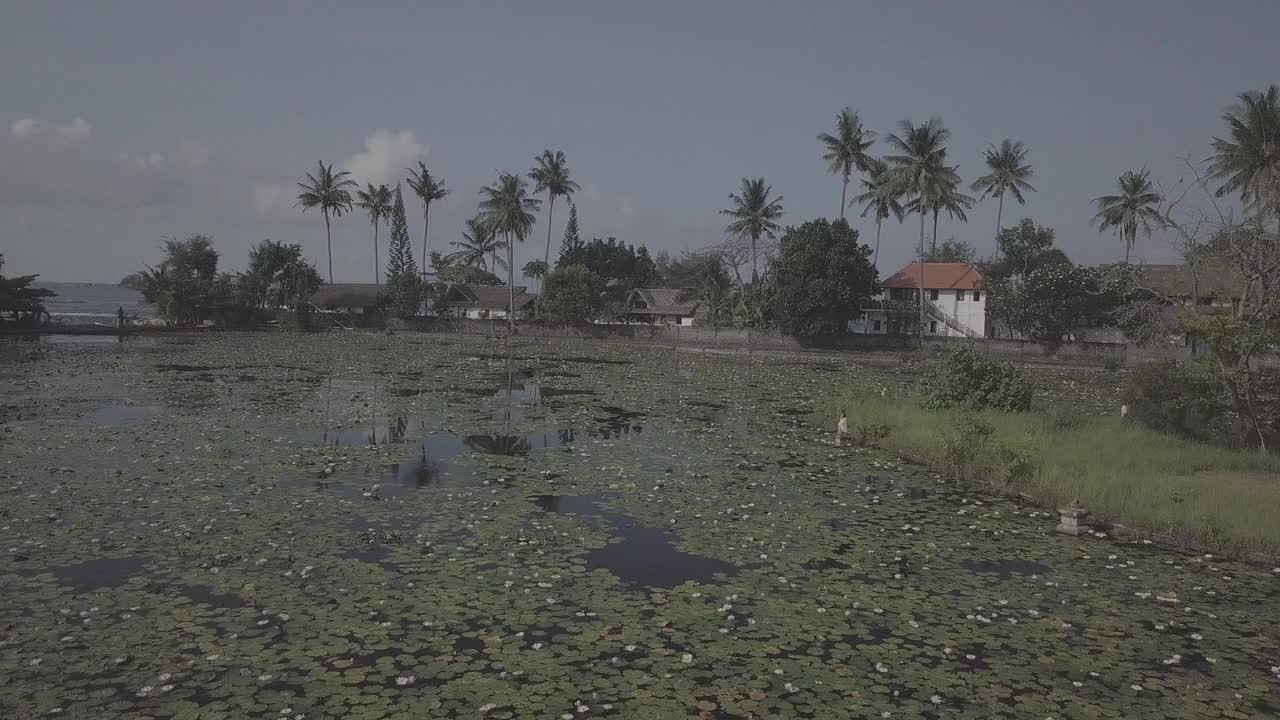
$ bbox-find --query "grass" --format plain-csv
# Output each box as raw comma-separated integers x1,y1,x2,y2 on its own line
820,389,1280,557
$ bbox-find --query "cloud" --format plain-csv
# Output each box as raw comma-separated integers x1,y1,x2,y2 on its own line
344,130,426,186
10,117,91,145
120,151,167,170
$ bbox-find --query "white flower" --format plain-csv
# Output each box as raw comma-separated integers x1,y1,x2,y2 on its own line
395,674,415,686
875,662,889,673
681,653,694,664
783,682,797,693
532,642,543,650
930,694,944,705
479,704,497,714
1130,684,1143,691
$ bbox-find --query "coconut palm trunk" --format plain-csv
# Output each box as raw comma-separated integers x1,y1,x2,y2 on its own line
543,195,556,265
422,208,430,275
918,205,926,345
870,217,883,294
373,217,381,285
323,208,333,284
840,175,848,221
994,194,1004,258
750,235,758,284
507,233,515,334
932,208,940,255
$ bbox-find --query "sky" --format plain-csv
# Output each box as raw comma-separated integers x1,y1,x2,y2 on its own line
3,0,1279,283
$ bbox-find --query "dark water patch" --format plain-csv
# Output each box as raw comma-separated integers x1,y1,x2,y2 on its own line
54,556,147,591
560,356,633,366
777,407,812,416
341,545,402,573
828,518,852,531
34,334,159,346
453,635,485,653
388,388,428,397
962,559,1051,578
535,494,738,587
308,415,416,447
684,400,728,410
157,363,223,372
235,374,257,382
541,388,594,398
88,404,166,426
464,434,532,456
180,585,246,609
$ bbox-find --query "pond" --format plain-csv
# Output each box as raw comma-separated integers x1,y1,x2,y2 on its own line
0,332,1277,719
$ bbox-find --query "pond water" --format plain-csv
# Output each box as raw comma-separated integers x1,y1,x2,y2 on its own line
1,333,1278,720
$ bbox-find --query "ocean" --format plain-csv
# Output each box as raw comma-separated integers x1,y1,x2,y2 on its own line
34,283,153,322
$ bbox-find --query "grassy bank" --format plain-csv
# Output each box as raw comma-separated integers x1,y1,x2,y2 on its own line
820,391,1280,557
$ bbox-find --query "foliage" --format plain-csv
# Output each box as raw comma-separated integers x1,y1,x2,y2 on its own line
969,139,1036,235
242,240,323,310
354,183,393,284
924,343,1032,412
405,161,451,263
295,160,356,283
1001,263,1133,350
817,107,875,217
0,253,56,326
731,280,777,330
529,150,580,265
981,220,1080,340
1124,361,1226,443
558,204,582,259
770,218,876,336
521,260,550,283
922,238,974,263
852,157,906,276
1206,84,1280,217
479,172,541,327
720,177,785,282
557,236,657,301
1091,169,1164,263
384,185,422,319
433,257,502,286
538,264,604,323
655,250,730,294
448,216,507,273
137,234,224,325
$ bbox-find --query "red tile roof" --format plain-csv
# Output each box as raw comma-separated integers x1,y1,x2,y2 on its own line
881,262,983,290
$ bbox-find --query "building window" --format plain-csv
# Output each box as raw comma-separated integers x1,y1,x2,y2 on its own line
929,289,939,301
873,320,882,331
929,321,938,334
973,291,981,302
956,291,965,301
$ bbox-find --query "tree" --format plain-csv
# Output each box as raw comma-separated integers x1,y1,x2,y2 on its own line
720,177,785,283
478,172,541,331
242,239,323,309
136,234,223,325
0,253,56,326
1206,85,1280,222
910,170,974,255
853,158,905,286
981,219,1071,337
539,264,604,324
559,203,582,260
529,150,580,267
295,160,356,283
557,236,658,301
354,183,393,285
384,184,422,319
817,108,875,219
522,259,551,317
448,216,507,273
882,118,953,341
655,250,730,293
923,238,975,263
1000,262,1132,351
970,139,1036,243
1091,169,1164,263
405,161,451,269
770,218,877,336
430,252,503,286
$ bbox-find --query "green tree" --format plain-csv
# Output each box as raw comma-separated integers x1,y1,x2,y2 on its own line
923,239,975,263
539,264,604,323
1091,169,1164,264
295,160,356,284
0,253,57,326
970,139,1036,242
817,107,875,220
1206,85,1280,222
770,218,877,336
529,150,580,267
655,250,730,293
430,252,503,285
242,239,323,309
557,236,658,301
882,118,953,340
136,234,223,325
720,177,785,283
1001,263,1130,351
384,184,422,319
354,183,393,284
522,259,551,317
558,203,584,259
448,216,507,274
478,172,541,331
406,161,451,268
853,158,905,290
908,165,974,254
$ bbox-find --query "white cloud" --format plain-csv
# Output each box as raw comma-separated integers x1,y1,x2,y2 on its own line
10,117,91,145
344,130,426,187
173,139,211,170
251,181,297,219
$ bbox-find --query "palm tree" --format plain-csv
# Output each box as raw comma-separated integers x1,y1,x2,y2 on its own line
853,158,905,289
1206,85,1280,223
881,118,952,340
354,183,393,285
1091,169,1164,264
405,162,451,268
817,108,876,219
522,259,551,318
720,177,785,284
448,216,507,273
528,150,580,267
295,160,356,283
970,139,1036,244
909,169,974,254
478,172,541,332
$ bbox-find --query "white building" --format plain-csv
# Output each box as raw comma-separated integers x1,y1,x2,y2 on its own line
441,284,535,320
620,288,701,326
854,262,986,337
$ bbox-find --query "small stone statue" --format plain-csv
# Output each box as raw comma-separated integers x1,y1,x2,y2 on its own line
1057,500,1091,536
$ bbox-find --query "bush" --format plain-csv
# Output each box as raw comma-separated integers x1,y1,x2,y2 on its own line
938,420,994,482
924,344,1033,412
1122,361,1224,443
540,265,605,323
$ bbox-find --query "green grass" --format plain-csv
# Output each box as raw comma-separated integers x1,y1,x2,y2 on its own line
820,391,1280,557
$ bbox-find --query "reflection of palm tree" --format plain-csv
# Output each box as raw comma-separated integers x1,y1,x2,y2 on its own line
464,434,531,456
557,429,576,446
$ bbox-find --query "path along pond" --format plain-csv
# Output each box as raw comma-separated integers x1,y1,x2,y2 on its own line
1,332,1278,719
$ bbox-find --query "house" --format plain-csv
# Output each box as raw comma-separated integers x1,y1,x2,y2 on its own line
856,262,986,337
1135,263,1237,309
441,284,535,320
620,288,701,326
310,284,384,315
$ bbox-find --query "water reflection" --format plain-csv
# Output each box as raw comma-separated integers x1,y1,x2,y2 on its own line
53,556,147,591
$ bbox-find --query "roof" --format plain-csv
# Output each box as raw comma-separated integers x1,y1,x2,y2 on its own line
444,284,533,311
311,284,384,308
1136,263,1237,299
881,263,983,290
622,288,700,316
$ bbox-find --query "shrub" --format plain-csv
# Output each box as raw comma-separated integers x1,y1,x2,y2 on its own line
991,439,1036,493
924,344,1033,412
1044,406,1083,432
938,420,994,482
1123,361,1224,443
